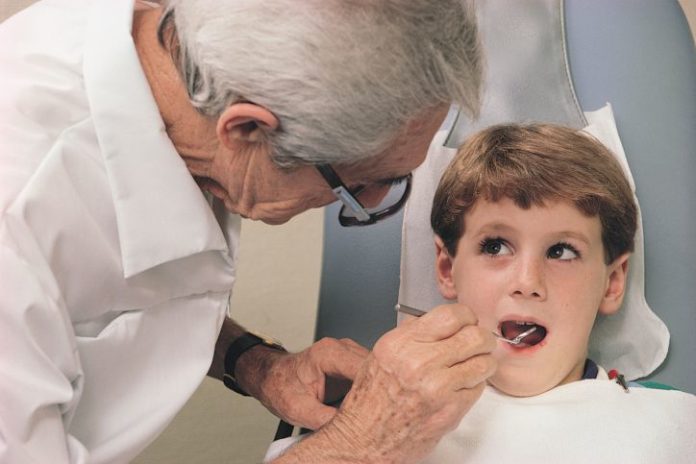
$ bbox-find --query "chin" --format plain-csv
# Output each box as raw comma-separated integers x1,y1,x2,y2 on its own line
488,373,555,398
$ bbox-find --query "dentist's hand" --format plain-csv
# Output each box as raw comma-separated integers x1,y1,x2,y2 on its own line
237,337,369,430
273,303,497,464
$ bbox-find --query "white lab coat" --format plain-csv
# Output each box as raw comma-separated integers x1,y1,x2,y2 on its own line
0,1,240,462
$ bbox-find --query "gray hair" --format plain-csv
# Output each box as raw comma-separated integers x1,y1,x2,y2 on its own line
158,0,482,168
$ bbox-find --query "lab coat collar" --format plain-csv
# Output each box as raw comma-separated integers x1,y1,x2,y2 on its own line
83,0,229,278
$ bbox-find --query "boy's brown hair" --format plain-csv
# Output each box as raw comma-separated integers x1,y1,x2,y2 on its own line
431,124,637,263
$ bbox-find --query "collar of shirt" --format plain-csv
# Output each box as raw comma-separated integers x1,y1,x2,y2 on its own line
83,0,230,278
581,358,599,380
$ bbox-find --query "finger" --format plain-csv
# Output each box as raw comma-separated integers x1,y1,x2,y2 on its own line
292,400,338,431
406,356,493,416
442,353,497,391
410,303,479,342
337,338,370,357
428,325,497,368
312,338,368,381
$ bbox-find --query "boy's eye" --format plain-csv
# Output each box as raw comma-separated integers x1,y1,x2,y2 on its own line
547,243,579,260
480,238,511,256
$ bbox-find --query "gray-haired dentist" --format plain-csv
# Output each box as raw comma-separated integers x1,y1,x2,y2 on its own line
0,1,496,463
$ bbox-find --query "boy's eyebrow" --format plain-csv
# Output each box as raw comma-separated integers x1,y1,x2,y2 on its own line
552,231,591,246
474,224,592,246
474,223,518,235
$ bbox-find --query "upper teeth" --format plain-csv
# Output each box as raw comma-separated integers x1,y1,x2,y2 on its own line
516,321,536,325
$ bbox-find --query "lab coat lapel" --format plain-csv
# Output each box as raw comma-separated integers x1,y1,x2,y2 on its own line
83,0,229,278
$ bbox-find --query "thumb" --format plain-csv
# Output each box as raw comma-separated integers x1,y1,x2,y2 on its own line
294,399,338,431
319,338,369,381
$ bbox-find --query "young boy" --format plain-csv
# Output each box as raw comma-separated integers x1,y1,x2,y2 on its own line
422,123,696,462
265,123,695,463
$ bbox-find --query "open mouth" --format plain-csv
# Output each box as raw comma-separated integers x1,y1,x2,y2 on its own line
499,320,547,347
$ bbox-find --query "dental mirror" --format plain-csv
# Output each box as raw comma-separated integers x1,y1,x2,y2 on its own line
394,304,540,346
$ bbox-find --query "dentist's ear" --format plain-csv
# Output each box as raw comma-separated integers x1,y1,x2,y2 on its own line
215,103,279,150
434,236,458,300
598,252,631,315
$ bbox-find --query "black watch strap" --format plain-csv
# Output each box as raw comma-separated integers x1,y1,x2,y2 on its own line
223,332,285,396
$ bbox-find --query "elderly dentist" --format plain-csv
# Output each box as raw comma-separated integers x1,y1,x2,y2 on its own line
0,1,497,463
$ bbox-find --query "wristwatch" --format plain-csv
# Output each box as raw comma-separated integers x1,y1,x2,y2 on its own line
223,331,286,396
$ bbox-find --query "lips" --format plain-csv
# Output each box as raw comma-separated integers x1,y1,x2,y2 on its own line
499,320,547,346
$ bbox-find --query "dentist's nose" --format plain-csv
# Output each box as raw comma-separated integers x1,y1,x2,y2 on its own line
511,255,547,300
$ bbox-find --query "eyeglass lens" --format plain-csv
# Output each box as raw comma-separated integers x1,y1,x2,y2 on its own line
338,178,409,220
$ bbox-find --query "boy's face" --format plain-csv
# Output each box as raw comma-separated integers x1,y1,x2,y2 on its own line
435,198,630,397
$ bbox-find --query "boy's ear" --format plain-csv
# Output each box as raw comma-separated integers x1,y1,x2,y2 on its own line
434,236,458,300
598,252,631,315
216,103,279,150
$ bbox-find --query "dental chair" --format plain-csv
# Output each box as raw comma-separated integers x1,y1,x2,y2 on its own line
273,0,696,442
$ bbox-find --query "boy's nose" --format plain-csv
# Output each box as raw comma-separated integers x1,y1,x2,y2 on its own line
511,256,547,300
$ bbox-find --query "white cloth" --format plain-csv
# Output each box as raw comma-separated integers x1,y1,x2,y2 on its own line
0,1,240,462
264,435,309,463
421,376,696,464
264,371,696,463
399,104,669,381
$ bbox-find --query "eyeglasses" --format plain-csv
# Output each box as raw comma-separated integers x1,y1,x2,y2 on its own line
315,164,412,227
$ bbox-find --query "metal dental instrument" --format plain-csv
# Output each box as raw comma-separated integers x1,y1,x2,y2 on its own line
395,304,538,346
500,326,538,345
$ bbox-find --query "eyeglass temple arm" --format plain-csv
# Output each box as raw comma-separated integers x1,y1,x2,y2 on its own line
316,165,371,222
332,186,370,222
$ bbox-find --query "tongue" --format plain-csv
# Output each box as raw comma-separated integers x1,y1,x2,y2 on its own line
500,321,547,346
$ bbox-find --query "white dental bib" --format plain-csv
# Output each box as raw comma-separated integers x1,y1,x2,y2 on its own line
264,372,696,463
420,378,696,464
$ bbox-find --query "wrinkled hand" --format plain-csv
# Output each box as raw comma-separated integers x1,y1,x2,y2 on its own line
238,337,369,430
298,303,497,463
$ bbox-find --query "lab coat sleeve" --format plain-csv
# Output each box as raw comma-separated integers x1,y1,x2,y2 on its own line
0,243,89,463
